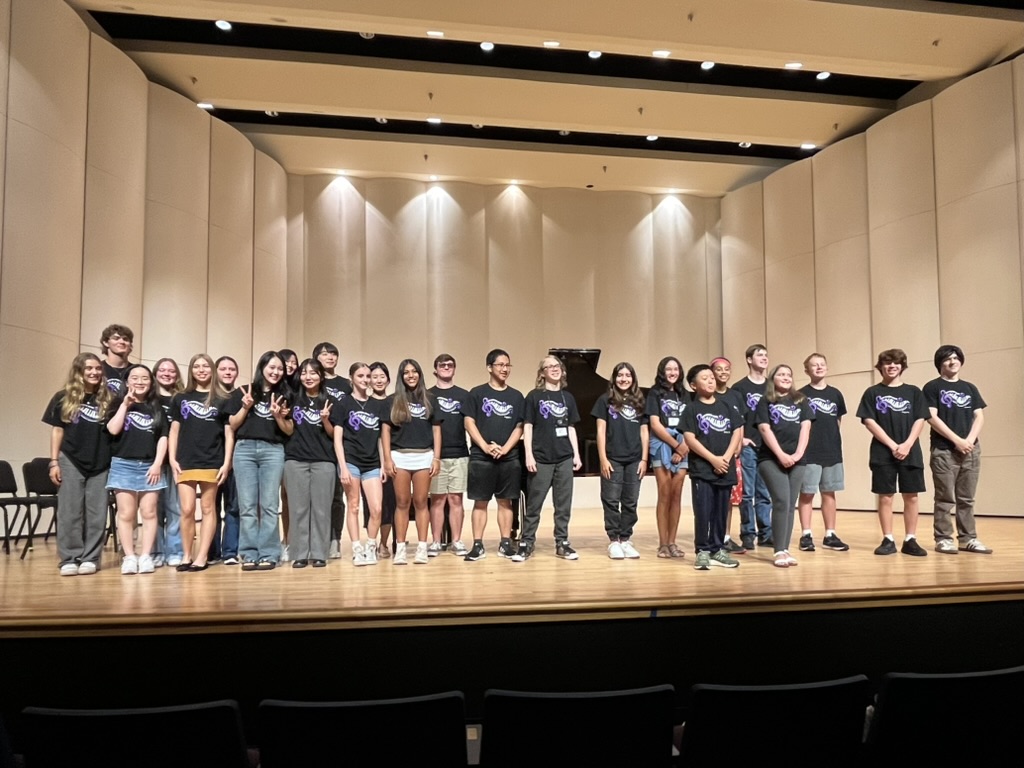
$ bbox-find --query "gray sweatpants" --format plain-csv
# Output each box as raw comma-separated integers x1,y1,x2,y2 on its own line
283,460,335,562
757,460,807,555
57,454,109,568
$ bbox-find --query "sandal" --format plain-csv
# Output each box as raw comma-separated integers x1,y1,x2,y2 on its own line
784,551,798,566
773,553,790,568
657,545,671,559
667,543,685,559
379,543,391,559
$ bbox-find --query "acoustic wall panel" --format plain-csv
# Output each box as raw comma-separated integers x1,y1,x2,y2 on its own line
285,173,305,351
703,197,724,358
721,181,765,364
866,102,935,231
252,151,288,364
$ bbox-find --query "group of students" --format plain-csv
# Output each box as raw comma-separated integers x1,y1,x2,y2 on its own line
42,325,992,577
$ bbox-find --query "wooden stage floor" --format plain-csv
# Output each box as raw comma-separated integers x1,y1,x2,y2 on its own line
1,508,1022,638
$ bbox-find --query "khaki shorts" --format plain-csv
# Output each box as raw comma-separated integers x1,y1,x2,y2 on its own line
430,457,469,495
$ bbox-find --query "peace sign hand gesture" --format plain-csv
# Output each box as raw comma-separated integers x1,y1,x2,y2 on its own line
321,401,333,423
270,393,288,419
241,384,254,410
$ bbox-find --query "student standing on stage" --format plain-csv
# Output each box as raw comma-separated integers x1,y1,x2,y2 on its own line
277,348,301,561
755,365,814,568
284,359,338,568
646,356,688,559
315,342,351,559
213,356,241,564
710,356,746,554
336,362,386,565
924,345,992,555
856,349,929,557
43,353,114,576
152,357,185,567
428,354,470,557
226,351,292,571
796,353,850,553
106,364,168,575
463,349,525,562
732,344,773,550
99,324,133,397
168,354,233,571
369,362,396,556
592,362,649,560
514,355,582,562
682,364,743,570
382,359,442,565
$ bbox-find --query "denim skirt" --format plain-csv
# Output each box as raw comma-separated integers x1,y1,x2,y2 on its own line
106,457,167,493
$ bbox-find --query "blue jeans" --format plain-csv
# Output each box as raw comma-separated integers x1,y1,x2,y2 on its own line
233,439,285,563
739,444,772,541
156,466,184,559
213,470,239,559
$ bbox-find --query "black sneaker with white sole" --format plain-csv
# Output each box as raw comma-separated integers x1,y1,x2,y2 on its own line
464,541,487,562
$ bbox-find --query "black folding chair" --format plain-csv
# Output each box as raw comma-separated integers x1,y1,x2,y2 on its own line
0,460,32,555
18,458,59,559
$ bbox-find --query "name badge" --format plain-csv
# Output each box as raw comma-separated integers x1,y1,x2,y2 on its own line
668,417,679,427
555,427,568,437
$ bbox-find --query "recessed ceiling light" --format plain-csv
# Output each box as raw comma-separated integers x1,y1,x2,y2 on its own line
588,50,602,59
738,141,752,148
427,30,444,38
480,41,494,52
429,175,439,181
472,123,484,129
214,20,232,31
375,117,388,124
784,61,803,69
543,41,560,48
359,32,375,40
816,71,831,80
700,61,715,71
509,179,519,185
668,188,679,194
197,102,214,110
264,110,279,117
652,50,671,58
646,135,659,141
427,117,442,125
558,130,570,136
800,142,817,150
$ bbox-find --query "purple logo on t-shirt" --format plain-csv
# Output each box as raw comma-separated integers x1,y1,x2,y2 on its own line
768,403,802,425
939,390,972,409
348,410,379,431
180,401,219,421
875,395,911,415
538,399,569,420
696,412,732,435
437,396,461,414
72,402,102,425
610,405,639,422
745,392,763,410
661,399,685,418
808,397,837,416
124,411,154,432
292,406,322,426
481,398,514,418
409,403,428,419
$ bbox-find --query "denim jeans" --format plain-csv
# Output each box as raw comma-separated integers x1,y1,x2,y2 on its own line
600,459,641,541
233,439,285,563
739,444,772,541
213,470,239,559
155,466,183,560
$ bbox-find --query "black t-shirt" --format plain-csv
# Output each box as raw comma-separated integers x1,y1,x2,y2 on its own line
286,393,336,464
755,396,815,465
799,384,847,467
465,384,526,462
731,376,768,446
645,388,686,432
524,388,580,464
681,396,741,485
323,376,353,404
336,396,385,470
856,383,929,468
110,400,169,462
224,388,291,443
102,361,130,397
591,393,647,464
923,378,986,451
385,394,442,450
42,392,111,477
170,392,229,470
428,385,470,459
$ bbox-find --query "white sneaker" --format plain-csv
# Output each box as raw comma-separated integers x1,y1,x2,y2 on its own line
152,554,165,568
60,563,78,577
77,561,97,575
960,538,993,554
620,540,640,559
935,538,958,554
393,542,408,565
414,542,429,564
352,541,368,566
329,539,341,559
427,542,442,557
608,541,625,560
138,555,155,574
121,555,139,575
166,556,183,568
364,541,378,565
450,540,468,556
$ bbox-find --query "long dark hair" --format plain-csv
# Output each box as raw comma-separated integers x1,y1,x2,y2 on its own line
251,351,287,398
652,356,687,396
296,358,328,411
391,358,431,424
608,362,644,411
278,348,301,395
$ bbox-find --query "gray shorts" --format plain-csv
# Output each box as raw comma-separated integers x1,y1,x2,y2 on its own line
801,462,845,494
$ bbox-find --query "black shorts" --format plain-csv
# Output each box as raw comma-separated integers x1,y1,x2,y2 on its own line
467,458,521,501
870,463,926,495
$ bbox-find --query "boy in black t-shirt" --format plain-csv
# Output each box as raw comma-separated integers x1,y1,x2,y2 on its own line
856,349,929,557
100,324,134,396
428,354,471,557
924,345,991,554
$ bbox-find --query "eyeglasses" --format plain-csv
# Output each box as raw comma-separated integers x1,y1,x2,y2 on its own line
491,363,513,369
543,364,561,370
437,362,455,369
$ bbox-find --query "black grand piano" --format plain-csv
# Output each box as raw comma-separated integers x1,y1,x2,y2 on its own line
548,348,608,477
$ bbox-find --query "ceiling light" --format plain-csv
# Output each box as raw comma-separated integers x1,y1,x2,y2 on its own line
214,20,232,31
197,102,214,110
543,41,560,48
359,32,375,40
509,180,519,185
800,142,817,150
558,130,570,136
816,71,831,80
264,110,278,117
738,141,752,148
652,50,671,58
668,188,679,194
429,175,439,181
427,30,444,38
700,61,715,71
588,50,602,59
646,135,659,141
480,41,494,52
374,117,388,124
784,61,803,69
427,117,442,125
472,123,484,129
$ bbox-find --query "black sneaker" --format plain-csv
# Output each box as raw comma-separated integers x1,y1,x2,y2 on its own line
556,541,579,560
723,538,747,554
757,536,773,548
510,543,532,562
497,539,516,558
799,534,816,552
901,538,928,557
740,535,756,551
464,541,487,562
874,537,897,556
823,534,850,551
